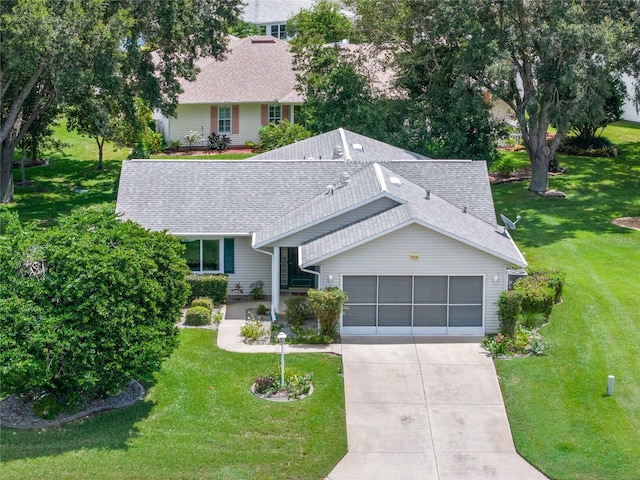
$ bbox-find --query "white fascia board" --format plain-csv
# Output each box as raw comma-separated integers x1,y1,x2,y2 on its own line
412,220,528,267
253,193,402,249
300,219,414,267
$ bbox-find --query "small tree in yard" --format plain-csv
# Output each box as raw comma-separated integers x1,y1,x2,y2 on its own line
307,287,348,338
0,205,190,405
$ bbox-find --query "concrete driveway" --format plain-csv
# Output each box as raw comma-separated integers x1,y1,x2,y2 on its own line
326,337,547,480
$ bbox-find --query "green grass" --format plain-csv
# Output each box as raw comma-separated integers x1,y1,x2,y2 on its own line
9,121,253,225
0,329,347,480
492,121,640,479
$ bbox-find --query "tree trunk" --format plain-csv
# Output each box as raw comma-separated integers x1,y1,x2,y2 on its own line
96,137,105,170
0,142,15,204
528,140,552,194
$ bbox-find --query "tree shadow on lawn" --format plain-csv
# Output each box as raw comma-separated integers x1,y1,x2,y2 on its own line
493,141,640,249
12,153,122,225
0,399,154,463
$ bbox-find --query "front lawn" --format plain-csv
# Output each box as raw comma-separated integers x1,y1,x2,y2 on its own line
492,121,640,480
0,329,347,480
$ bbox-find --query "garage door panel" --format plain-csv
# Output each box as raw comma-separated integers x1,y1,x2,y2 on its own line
378,276,412,303
449,276,483,304
449,305,483,327
413,305,447,326
343,305,376,327
344,276,377,303
414,276,448,303
378,305,412,326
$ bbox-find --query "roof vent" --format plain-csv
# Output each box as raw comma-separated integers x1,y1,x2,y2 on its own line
389,176,402,186
463,205,468,213
352,143,363,151
339,171,351,187
425,189,431,200
333,145,344,159
325,185,335,195
251,37,276,44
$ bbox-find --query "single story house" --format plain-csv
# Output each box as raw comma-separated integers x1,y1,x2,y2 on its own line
153,35,303,148
116,128,526,336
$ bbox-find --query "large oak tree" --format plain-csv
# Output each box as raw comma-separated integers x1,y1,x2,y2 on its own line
0,0,242,203
352,0,639,193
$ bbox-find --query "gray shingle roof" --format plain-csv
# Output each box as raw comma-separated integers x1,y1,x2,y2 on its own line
299,172,526,267
178,36,302,104
251,128,430,162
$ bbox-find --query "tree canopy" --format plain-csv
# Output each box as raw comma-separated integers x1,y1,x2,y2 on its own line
0,205,190,401
351,0,640,192
0,0,242,203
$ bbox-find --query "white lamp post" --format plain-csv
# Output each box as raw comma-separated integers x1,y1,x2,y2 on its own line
277,331,287,388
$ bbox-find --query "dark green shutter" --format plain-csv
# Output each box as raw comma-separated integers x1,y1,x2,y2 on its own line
223,238,235,273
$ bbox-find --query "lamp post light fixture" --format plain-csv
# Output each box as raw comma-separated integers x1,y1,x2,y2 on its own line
277,331,287,388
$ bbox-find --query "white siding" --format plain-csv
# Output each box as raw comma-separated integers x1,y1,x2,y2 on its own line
170,105,211,148
237,104,263,145
319,224,510,334
228,236,272,297
622,73,640,123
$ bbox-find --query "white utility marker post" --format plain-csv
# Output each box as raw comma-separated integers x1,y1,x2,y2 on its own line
606,375,615,396
277,331,287,388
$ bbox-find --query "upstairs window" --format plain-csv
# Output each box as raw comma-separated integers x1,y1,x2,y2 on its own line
218,106,231,134
270,24,286,39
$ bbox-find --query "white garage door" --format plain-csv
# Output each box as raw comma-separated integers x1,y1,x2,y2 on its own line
342,275,484,335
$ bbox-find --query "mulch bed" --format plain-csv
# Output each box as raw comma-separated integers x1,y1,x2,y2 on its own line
612,217,640,231
0,380,145,430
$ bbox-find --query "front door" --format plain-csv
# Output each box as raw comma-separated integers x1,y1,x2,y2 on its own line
280,247,316,289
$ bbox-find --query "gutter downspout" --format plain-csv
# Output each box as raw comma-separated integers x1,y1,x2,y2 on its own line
251,233,278,321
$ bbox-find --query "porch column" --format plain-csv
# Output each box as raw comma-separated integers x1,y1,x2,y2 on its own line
271,247,280,318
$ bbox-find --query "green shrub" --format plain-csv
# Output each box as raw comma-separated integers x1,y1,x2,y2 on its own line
184,306,211,326
482,327,549,357
557,136,619,157
257,120,313,152
240,314,269,343
284,296,314,327
212,308,223,326
492,156,520,176
256,303,269,316
250,280,265,300
207,132,231,152
513,276,555,317
129,137,148,159
527,268,566,303
186,274,228,304
307,287,348,337
191,297,213,312
497,290,523,336
33,394,64,420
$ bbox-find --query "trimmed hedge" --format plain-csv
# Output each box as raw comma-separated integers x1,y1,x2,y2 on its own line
527,268,566,303
184,306,212,326
513,276,555,317
557,136,619,157
498,290,524,337
191,297,214,312
186,274,228,305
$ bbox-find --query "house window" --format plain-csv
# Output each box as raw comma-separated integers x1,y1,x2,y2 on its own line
218,106,231,134
269,105,281,123
183,239,220,272
270,24,286,39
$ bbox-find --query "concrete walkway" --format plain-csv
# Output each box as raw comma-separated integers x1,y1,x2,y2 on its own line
217,304,546,480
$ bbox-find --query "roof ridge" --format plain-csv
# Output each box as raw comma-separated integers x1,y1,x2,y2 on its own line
373,163,387,192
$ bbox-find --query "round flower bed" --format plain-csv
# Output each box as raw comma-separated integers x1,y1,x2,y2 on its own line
251,372,313,402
